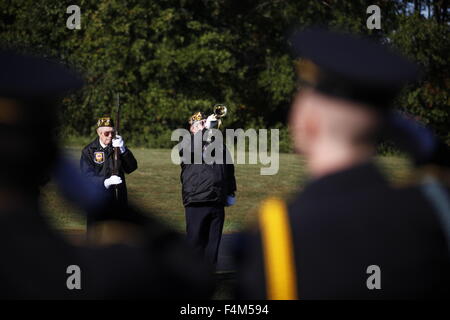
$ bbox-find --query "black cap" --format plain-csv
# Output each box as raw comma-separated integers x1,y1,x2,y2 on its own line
0,49,84,128
97,116,114,128
0,50,84,100
290,28,420,109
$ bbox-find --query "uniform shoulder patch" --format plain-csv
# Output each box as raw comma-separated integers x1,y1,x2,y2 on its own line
94,151,105,164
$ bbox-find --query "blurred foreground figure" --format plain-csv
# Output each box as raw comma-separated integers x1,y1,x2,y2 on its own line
236,29,450,299
0,50,213,299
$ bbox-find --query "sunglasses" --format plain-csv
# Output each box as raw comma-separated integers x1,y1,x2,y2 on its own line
102,131,114,137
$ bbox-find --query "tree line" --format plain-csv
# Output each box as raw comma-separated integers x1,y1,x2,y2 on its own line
0,0,448,151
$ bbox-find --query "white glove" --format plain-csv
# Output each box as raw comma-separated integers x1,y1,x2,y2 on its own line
112,135,126,153
205,115,218,129
104,175,122,189
226,195,236,206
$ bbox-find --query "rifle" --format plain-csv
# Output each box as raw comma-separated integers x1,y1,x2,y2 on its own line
112,93,121,201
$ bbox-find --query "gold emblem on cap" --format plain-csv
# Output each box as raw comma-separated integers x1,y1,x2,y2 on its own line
97,117,113,128
189,111,203,124
295,59,320,86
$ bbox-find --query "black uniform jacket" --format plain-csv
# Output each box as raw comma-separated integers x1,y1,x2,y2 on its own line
180,131,236,207
0,201,214,299
80,138,137,204
237,161,450,299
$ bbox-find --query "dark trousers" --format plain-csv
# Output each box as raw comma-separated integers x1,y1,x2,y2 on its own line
86,187,128,229
185,205,225,266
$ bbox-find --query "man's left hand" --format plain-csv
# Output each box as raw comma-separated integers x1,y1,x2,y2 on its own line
226,194,236,207
112,135,126,153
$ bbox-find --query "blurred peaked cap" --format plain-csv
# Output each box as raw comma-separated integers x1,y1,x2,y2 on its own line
0,49,84,99
289,28,420,108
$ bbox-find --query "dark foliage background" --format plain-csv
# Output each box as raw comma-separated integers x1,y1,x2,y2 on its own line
0,0,448,151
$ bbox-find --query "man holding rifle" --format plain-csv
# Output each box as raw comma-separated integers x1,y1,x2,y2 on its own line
80,115,137,226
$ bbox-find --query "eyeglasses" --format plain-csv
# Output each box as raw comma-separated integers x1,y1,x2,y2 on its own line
102,131,114,137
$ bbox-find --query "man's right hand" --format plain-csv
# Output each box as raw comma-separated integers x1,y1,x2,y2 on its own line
104,175,123,189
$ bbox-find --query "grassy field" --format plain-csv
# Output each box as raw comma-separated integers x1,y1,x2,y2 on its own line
40,147,413,234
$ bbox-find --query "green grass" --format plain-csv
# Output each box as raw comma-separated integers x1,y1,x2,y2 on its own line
40,147,413,233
